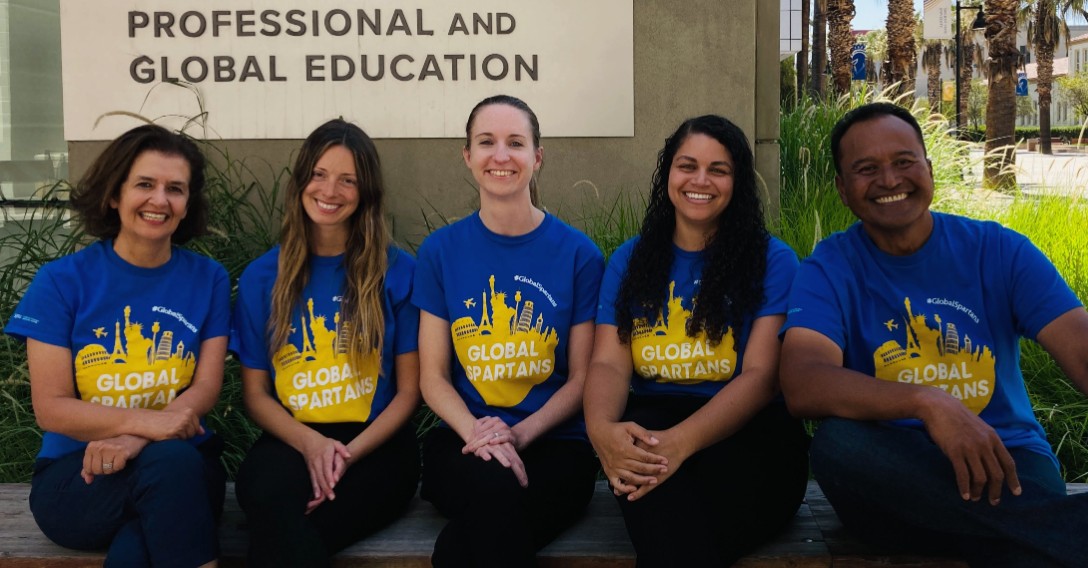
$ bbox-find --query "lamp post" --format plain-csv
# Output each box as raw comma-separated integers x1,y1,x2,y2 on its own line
955,2,987,137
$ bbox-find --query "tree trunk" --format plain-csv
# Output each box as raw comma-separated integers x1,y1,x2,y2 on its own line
1037,41,1055,154
811,0,827,97
1033,0,1058,155
924,42,943,116
983,0,1019,190
884,0,917,99
798,0,810,98
958,42,976,132
828,0,856,95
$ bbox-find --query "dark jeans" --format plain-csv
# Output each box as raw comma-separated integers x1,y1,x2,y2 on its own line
615,395,810,567
812,418,1088,568
235,422,420,568
30,436,226,568
421,426,598,568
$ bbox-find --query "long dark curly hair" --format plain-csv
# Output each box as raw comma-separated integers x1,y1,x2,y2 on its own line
615,115,768,345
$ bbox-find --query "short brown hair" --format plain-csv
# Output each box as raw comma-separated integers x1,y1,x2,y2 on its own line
70,124,208,244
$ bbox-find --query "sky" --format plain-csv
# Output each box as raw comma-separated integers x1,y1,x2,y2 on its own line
852,0,925,32
852,0,1088,30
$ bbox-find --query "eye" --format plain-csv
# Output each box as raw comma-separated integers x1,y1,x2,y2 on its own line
710,167,732,176
510,140,524,148
340,177,358,187
895,158,916,168
856,165,877,175
167,185,186,195
311,170,326,180
477,138,494,147
676,163,696,172
135,181,153,189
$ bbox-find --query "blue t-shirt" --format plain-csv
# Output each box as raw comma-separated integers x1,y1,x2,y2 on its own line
4,241,230,459
597,236,798,398
412,212,604,439
783,212,1081,464
230,245,418,424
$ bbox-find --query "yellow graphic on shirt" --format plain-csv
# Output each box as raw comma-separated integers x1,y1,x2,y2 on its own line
74,306,195,409
872,297,996,414
451,275,558,407
631,282,737,384
272,298,381,423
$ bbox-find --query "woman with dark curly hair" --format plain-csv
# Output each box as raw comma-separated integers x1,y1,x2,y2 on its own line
585,115,810,566
4,124,228,567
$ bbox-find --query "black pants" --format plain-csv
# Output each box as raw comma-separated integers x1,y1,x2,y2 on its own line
421,426,598,567
616,396,810,567
235,422,420,567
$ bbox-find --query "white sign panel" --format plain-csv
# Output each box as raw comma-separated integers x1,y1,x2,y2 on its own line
923,0,954,41
60,0,634,140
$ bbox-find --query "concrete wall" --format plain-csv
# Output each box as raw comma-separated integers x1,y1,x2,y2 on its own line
68,1,780,246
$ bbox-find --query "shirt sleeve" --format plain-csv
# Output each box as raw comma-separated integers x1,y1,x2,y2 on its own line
595,239,635,327
572,239,605,325
410,235,450,320
782,245,848,350
201,262,232,341
1004,229,1082,340
230,264,272,371
389,249,420,355
756,237,800,319
3,263,74,348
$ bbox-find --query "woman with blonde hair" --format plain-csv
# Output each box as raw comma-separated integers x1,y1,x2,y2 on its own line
231,119,420,567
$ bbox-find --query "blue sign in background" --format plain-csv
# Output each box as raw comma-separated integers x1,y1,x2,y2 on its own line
1016,72,1028,97
851,44,867,81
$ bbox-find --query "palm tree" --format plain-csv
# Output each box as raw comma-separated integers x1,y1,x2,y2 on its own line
861,29,888,84
798,0,810,97
984,0,1020,189
828,0,856,94
884,0,917,98
1024,0,1088,154
922,41,946,115
812,0,828,97
957,19,984,134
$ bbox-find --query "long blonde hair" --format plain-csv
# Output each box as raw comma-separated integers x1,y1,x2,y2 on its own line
269,119,390,371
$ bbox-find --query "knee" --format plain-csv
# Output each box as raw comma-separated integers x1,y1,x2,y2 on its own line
133,440,204,483
810,418,871,474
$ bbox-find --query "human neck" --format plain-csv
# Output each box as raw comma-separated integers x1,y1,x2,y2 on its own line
310,226,349,256
113,236,171,268
478,197,544,237
672,222,711,252
864,212,934,256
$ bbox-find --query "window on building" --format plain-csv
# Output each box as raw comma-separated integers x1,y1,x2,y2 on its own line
0,0,65,207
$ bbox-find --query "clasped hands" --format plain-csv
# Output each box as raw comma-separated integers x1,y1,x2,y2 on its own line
593,421,687,501
461,416,529,488
81,407,203,483
301,431,354,515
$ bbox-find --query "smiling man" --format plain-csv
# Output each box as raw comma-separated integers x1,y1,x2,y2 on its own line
780,103,1088,567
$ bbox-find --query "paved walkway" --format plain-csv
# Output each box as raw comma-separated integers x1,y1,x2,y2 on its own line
966,147,1088,198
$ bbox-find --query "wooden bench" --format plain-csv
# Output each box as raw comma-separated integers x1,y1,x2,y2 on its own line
3,482,1084,567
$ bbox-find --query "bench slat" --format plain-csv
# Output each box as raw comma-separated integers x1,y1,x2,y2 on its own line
4,482,1083,567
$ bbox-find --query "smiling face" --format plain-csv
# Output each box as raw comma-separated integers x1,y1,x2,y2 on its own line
667,133,734,241
109,150,190,251
463,103,542,203
834,114,934,253
302,145,360,238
